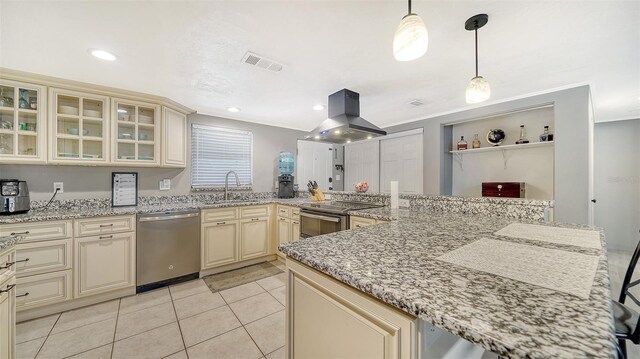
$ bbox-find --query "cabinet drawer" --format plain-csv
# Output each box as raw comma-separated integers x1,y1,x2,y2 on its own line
0,221,72,243
0,248,15,280
291,207,300,216
74,215,135,237
240,206,270,219
16,270,72,311
276,205,291,218
350,216,377,229
202,208,238,223
15,239,72,277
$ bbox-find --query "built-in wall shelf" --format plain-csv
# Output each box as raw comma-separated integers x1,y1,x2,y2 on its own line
449,141,554,155
450,141,554,169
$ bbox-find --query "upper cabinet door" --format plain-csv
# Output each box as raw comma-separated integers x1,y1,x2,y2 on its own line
0,79,47,163
49,88,110,163
111,98,160,166
161,107,186,167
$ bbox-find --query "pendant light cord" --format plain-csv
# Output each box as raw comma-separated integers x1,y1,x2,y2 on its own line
475,27,479,77
408,0,412,14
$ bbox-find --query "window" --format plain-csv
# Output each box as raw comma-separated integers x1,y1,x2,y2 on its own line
191,124,253,188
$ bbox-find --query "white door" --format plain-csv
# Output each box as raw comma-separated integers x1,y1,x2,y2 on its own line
296,140,333,191
345,141,380,193
380,134,423,194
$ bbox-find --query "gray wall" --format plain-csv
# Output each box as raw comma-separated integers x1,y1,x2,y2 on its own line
385,86,593,224
594,119,640,252
0,113,306,201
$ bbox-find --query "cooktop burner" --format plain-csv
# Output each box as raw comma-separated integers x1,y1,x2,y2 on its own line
299,201,384,215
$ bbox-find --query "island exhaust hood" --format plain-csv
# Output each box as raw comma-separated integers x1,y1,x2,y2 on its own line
306,89,386,143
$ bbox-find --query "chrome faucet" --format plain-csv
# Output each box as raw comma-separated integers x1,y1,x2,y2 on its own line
225,171,241,200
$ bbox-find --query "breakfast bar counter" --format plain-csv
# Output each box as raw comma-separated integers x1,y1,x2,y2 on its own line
279,209,616,359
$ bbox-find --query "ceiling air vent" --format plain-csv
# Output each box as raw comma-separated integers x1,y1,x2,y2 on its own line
241,51,284,73
409,99,425,107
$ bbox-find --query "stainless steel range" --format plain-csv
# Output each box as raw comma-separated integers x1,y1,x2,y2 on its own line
299,201,384,238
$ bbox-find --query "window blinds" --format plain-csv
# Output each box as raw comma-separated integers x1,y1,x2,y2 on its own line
191,124,253,187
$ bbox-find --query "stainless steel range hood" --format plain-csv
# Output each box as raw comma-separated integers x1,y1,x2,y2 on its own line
306,89,386,143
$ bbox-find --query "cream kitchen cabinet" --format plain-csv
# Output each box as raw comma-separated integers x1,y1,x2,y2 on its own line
74,231,135,298
48,88,110,164
0,246,16,359
350,216,378,229
0,276,16,359
201,221,239,269
276,205,300,256
0,79,47,164
15,270,72,311
201,206,272,271
161,106,186,167
291,218,300,242
286,258,417,359
240,217,270,260
111,98,161,165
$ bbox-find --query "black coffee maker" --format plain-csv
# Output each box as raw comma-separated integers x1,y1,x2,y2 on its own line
278,175,294,198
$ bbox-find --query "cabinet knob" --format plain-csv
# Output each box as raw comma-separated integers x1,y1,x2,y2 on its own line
591,199,597,203
0,284,15,293
16,292,29,298
216,222,226,225
10,231,29,236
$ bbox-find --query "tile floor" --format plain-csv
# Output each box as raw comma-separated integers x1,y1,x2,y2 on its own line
16,261,287,359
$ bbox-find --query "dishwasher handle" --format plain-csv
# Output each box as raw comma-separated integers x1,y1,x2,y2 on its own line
139,212,199,222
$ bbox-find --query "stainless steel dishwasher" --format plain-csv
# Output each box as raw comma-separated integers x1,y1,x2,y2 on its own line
136,209,200,292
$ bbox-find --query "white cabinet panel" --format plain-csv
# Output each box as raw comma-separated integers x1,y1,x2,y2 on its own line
74,232,135,297
380,134,423,194
277,217,291,253
16,270,72,310
15,239,72,277
0,276,15,359
345,141,380,192
162,107,186,167
0,221,72,243
201,221,239,269
240,218,269,260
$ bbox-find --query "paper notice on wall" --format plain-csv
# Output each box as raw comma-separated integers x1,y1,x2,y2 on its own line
112,173,137,207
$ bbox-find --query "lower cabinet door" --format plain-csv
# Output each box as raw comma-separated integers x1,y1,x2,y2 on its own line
74,232,135,298
201,221,239,269
277,217,291,253
0,277,15,359
292,219,300,241
240,218,269,260
16,270,72,311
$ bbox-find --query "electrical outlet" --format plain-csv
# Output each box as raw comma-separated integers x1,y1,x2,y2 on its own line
53,182,64,193
159,179,171,191
399,199,410,208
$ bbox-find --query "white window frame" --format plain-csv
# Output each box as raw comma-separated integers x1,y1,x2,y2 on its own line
191,124,254,189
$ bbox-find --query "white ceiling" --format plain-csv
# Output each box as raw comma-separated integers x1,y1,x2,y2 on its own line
1,1,638,131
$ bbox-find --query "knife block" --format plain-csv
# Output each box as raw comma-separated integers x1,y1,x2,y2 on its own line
310,188,325,202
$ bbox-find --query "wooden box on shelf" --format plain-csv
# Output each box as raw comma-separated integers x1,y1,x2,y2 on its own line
481,182,525,198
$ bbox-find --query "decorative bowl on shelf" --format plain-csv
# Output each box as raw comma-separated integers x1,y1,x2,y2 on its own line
138,133,148,140
486,129,505,146
354,182,369,193
67,128,79,135
120,133,132,140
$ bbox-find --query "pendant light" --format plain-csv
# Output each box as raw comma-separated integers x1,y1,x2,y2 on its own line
465,14,490,104
393,0,428,61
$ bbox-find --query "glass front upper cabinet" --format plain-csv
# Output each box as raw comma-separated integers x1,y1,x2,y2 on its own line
0,80,46,163
49,88,109,163
112,98,160,165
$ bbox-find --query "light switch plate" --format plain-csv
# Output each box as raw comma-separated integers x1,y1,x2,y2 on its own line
399,199,410,208
159,179,171,191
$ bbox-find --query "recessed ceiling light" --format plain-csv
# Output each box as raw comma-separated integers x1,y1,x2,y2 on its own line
314,135,320,139
227,107,241,113
88,48,117,61
346,139,352,143
334,130,341,134
313,105,325,111
367,135,373,139
117,109,127,113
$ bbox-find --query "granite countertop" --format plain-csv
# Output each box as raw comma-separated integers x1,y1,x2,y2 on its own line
0,198,313,224
0,234,23,250
279,209,615,359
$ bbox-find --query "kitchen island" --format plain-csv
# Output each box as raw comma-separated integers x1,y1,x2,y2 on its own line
279,208,616,359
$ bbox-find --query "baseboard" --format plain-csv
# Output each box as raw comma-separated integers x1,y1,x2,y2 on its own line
199,255,277,277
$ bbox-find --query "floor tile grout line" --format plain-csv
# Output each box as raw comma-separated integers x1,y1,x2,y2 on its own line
263,345,285,358
182,324,243,350
110,299,121,359
36,315,116,339
239,308,285,327
169,285,189,358
175,300,227,321
31,312,61,359
217,286,268,358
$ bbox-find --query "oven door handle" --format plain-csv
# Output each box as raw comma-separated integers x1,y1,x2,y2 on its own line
300,212,341,223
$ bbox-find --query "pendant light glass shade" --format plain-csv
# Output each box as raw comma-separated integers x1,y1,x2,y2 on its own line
393,14,428,61
465,76,490,104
